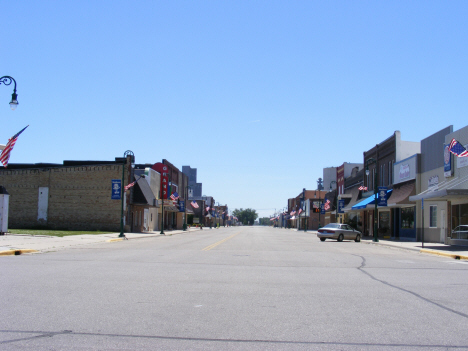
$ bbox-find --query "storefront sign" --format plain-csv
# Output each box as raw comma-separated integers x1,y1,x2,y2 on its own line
111,179,121,200
399,164,410,181
444,144,452,177
378,187,388,206
152,162,169,199
428,175,439,191
457,142,468,169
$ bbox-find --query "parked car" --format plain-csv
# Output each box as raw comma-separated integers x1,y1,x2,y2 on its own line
451,225,468,240
317,223,361,242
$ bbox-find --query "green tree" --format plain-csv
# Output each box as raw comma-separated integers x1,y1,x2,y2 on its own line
232,208,258,226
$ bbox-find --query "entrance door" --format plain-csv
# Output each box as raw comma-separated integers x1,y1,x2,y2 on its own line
369,213,373,236
144,209,149,231
440,209,446,243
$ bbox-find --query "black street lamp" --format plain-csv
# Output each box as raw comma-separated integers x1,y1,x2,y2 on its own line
365,157,379,242
120,150,134,238
302,188,307,232
314,189,321,229
329,181,337,223
0,76,18,110
183,185,191,231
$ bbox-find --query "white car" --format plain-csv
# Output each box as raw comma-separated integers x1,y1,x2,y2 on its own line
317,223,361,242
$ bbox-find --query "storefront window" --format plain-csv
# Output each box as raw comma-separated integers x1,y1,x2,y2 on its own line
401,207,415,229
429,205,437,228
451,204,468,230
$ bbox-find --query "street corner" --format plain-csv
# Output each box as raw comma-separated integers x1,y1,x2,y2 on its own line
0,248,38,256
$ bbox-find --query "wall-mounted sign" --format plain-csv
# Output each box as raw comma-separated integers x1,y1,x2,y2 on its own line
444,144,452,177
428,175,439,192
399,164,410,181
152,162,169,199
111,179,121,200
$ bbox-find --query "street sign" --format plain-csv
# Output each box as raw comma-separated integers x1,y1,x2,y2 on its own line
111,180,121,200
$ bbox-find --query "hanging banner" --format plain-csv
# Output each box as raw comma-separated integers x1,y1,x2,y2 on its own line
179,200,185,212
111,179,121,200
378,187,388,206
338,199,345,213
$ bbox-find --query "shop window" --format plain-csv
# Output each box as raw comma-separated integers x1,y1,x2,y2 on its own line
429,206,437,228
401,207,415,229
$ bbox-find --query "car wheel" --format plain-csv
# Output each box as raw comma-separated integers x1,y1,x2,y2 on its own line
320,238,326,241
337,234,344,242
355,234,361,242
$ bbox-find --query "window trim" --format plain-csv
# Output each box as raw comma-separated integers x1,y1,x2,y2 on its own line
429,205,437,228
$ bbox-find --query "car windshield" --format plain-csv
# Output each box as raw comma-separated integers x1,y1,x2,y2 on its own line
323,224,341,229
453,226,468,231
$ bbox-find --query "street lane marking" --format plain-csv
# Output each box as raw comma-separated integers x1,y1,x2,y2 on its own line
202,232,241,251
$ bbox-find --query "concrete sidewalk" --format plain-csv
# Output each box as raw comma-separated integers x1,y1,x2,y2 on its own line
360,237,468,260
0,227,207,256
293,228,468,260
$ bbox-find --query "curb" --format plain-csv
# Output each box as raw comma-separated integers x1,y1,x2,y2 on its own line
363,241,468,260
0,249,38,256
420,249,468,260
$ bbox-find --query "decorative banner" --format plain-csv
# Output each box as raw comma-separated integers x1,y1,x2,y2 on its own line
378,187,388,206
320,204,325,215
179,200,185,212
338,199,345,213
111,179,121,200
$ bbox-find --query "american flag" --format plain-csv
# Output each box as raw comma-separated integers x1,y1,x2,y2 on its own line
191,201,199,209
298,208,303,215
0,125,29,167
170,192,179,201
358,185,368,191
124,181,136,192
290,211,296,216
449,138,468,157
206,206,210,212
324,199,331,211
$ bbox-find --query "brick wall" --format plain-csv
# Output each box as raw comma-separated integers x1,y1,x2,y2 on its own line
0,164,126,231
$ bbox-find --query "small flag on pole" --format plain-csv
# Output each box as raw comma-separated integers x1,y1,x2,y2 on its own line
191,201,199,209
0,125,29,167
124,181,136,192
358,185,368,191
449,138,468,157
170,192,179,201
324,199,331,211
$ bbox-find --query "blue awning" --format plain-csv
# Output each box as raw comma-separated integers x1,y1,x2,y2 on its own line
351,189,393,210
351,195,376,210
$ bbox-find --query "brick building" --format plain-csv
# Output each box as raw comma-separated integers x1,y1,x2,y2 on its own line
0,156,134,231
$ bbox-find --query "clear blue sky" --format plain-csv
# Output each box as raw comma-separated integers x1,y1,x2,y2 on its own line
2,1,467,218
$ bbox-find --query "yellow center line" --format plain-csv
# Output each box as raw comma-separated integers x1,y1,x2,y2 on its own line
202,231,241,251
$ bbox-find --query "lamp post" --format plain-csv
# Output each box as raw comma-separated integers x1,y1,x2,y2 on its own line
0,76,18,110
183,185,191,231
314,189,321,229
302,188,307,232
120,150,134,238
329,181,337,223
365,157,379,242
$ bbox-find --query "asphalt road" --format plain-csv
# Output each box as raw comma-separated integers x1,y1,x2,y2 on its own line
1,226,467,350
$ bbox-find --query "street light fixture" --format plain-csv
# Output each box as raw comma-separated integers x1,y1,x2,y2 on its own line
0,76,18,110
365,157,379,242
120,150,134,238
